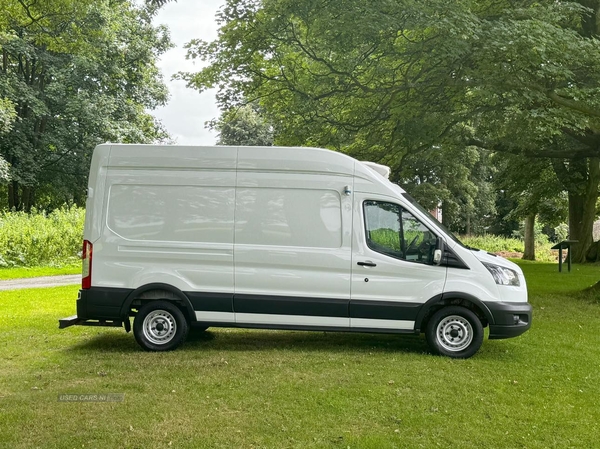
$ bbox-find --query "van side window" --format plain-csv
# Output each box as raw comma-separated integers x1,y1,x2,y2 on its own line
363,201,437,264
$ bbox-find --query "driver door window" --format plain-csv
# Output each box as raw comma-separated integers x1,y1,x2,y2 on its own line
364,200,436,265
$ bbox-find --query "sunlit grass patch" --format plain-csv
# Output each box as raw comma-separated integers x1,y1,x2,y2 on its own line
0,263,80,280
0,263,599,448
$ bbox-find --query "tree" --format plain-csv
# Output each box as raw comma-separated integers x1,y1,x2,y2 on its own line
395,145,496,235
0,97,15,183
456,2,600,262
494,155,564,260
0,0,172,210
0,97,15,134
211,104,274,146
181,0,600,260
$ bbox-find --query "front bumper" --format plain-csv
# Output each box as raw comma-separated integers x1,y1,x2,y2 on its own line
486,301,532,339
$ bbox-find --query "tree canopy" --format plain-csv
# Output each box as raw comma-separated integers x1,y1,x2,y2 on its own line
0,0,172,210
181,0,600,261
211,104,274,146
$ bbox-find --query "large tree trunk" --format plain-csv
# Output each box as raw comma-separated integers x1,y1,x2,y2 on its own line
523,214,536,260
586,241,600,262
568,158,600,263
553,157,600,263
569,190,598,263
441,200,450,228
8,180,20,210
22,186,32,212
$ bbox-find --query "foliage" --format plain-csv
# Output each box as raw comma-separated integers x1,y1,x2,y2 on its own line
0,0,172,211
182,0,600,261
495,155,565,222
1,263,600,447
371,229,557,262
0,156,9,183
400,146,497,234
461,234,524,253
554,223,570,242
0,97,16,133
211,103,274,146
0,206,84,267
511,220,550,246
370,228,399,250
183,0,600,155
0,97,15,183
460,234,555,262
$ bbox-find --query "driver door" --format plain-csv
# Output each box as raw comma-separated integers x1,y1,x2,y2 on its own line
350,195,447,330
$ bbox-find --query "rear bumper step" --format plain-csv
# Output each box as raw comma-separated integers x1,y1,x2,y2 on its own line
59,315,123,329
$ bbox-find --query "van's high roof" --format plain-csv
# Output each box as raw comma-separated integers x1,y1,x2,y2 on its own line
96,143,404,195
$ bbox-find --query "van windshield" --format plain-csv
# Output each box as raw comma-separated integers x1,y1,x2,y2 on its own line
401,192,465,247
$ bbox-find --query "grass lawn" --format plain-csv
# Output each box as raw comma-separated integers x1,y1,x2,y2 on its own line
0,263,80,280
1,262,599,448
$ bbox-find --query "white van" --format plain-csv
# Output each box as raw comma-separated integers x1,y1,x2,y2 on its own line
59,144,531,358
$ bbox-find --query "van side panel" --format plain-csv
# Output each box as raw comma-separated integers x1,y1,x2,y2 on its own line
93,147,237,311
233,170,353,326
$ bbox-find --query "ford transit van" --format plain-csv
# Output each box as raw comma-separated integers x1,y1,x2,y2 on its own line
59,144,532,358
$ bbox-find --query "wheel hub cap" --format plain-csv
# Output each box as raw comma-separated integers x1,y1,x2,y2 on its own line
436,315,474,352
143,310,177,345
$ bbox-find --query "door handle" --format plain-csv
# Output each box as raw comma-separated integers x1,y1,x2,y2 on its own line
357,261,377,267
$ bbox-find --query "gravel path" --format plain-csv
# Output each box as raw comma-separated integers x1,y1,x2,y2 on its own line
0,275,80,291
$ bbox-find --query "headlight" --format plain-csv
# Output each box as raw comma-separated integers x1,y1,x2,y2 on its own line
482,262,520,286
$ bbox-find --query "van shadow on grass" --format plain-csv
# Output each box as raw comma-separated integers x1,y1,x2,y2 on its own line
68,331,139,353
186,328,430,355
68,327,431,356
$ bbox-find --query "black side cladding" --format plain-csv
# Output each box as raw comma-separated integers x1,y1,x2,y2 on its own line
77,287,132,320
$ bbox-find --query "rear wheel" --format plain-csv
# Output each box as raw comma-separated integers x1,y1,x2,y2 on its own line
425,306,483,359
133,301,189,351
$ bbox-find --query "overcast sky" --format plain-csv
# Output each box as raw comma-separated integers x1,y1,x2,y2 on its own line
152,0,225,145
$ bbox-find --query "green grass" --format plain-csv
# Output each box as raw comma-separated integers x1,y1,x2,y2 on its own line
1,263,599,448
0,263,80,280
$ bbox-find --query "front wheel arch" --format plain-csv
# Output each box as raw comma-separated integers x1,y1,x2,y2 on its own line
415,292,493,333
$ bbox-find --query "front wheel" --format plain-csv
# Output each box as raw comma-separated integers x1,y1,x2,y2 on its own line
425,306,483,359
133,301,189,351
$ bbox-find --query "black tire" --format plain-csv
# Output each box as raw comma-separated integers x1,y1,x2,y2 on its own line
425,306,483,359
133,300,189,351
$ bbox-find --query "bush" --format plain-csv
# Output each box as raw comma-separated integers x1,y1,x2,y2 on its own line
460,234,555,262
0,206,84,267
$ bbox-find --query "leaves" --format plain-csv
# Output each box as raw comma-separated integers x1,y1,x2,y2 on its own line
212,103,274,146
185,0,600,244
0,0,173,210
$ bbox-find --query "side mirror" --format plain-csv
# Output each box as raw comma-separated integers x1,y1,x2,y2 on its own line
433,238,444,265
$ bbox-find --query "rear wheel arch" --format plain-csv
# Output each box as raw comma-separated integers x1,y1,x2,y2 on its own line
120,283,196,324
